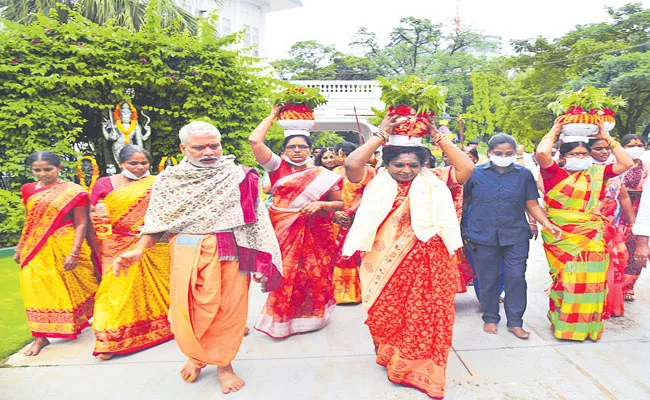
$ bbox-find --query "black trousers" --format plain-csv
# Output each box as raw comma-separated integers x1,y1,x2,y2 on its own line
470,241,530,328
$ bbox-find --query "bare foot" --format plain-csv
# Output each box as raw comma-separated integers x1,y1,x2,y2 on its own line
95,353,114,360
624,293,635,302
217,364,245,394
483,323,498,334
244,327,250,336
24,337,49,356
180,359,203,383
507,327,531,339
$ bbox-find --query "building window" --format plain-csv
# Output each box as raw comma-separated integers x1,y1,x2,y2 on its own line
252,27,260,56
221,17,231,36
243,24,251,47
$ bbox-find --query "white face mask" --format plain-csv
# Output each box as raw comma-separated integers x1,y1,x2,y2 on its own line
286,158,310,167
564,157,593,171
122,169,150,180
489,155,516,168
625,146,645,160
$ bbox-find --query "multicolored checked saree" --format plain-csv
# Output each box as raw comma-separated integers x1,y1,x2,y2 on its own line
90,176,172,356
17,181,98,339
255,161,342,338
542,164,609,341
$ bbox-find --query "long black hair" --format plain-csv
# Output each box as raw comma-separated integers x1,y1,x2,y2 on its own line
335,141,358,157
381,145,429,166
282,134,312,149
26,151,62,167
559,141,589,156
314,147,335,168
118,145,152,163
621,134,646,147
487,133,517,152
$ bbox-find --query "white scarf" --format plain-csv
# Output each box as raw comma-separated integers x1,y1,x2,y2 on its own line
342,168,463,256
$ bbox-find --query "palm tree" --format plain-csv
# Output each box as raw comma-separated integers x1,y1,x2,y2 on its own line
0,0,221,34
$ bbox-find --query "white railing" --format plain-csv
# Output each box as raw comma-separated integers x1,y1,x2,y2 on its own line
291,80,381,96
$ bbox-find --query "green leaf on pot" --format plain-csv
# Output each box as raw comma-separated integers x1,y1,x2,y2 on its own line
377,75,447,115
271,86,327,110
547,87,627,115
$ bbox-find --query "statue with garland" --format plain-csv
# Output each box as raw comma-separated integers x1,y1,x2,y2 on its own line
102,101,151,169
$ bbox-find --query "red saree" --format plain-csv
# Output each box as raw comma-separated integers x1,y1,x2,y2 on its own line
17,182,98,338
598,176,628,318
362,182,457,399
255,164,342,338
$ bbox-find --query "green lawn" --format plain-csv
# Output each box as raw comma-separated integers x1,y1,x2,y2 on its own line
0,252,31,361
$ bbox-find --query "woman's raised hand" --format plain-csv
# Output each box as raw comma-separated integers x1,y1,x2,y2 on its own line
379,114,402,136
594,121,611,140
269,105,282,120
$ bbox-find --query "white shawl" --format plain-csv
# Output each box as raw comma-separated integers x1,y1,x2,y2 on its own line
342,168,463,256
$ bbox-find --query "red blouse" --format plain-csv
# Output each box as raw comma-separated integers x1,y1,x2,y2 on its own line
540,161,617,199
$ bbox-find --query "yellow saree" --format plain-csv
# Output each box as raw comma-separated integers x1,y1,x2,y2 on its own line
92,176,172,356
18,182,98,339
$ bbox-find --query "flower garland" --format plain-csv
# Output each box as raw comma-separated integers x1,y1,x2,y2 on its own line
158,156,178,173
113,101,138,144
77,156,100,192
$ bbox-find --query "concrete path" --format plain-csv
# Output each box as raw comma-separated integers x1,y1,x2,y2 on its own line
2,240,650,399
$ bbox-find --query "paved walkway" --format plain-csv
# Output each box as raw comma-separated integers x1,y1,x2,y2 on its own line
1,240,649,399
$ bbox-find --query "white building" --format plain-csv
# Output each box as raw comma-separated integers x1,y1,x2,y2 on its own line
465,34,503,59
291,80,384,141
177,0,302,57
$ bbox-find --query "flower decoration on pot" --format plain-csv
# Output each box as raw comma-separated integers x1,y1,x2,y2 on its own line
589,93,625,132
547,87,626,141
272,87,327,137
77,156,100,192
158,156,178,173
377,75,447,146
113,100,139,144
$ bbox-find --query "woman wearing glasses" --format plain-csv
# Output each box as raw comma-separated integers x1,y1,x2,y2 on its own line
249,106,344,338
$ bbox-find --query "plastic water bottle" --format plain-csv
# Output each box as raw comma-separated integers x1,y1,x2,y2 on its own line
94,201,112,239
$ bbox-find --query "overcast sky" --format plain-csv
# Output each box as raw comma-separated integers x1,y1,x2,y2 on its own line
265,0,650,60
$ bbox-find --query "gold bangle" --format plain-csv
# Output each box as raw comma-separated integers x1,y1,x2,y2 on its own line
609,139,620,150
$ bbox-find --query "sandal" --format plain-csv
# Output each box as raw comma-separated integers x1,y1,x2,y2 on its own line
624,293,635,302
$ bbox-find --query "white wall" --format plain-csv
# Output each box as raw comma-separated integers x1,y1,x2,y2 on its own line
177,0,299,57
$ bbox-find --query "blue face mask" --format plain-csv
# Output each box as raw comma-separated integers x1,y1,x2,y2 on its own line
564,157,593,172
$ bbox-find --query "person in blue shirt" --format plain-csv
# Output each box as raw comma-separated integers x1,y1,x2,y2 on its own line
464,134,561,339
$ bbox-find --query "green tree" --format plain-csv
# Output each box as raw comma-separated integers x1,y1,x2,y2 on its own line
0,0,214,33
351,17,443,75
499,4,650,139
313,131,344,148
271,40,336,80
0,5,272,245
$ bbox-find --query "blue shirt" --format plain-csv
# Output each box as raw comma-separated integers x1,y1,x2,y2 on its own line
463,162,539,247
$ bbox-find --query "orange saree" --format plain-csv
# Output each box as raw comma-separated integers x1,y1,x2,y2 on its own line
91,176,172,356
255,165,342,338
17,182,98,339
361,182,457,399
333,165,376,304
